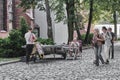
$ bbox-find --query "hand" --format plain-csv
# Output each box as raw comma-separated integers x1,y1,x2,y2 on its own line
96,38,100,41
112,40,114,42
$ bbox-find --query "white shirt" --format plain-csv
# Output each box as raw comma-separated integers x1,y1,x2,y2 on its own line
102,32,112,47
25,31,36,44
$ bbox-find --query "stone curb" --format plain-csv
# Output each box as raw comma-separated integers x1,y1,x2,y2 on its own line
0,60,20,66
0,46,92,66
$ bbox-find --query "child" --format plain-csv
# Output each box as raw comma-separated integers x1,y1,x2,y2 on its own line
31,42,44,59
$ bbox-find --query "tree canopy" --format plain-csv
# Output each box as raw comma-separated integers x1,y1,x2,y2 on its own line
19,0,120,43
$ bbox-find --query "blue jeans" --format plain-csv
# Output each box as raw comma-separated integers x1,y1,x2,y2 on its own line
94,45,104,66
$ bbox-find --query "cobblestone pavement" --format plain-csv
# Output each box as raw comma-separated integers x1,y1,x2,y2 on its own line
0,44,120,80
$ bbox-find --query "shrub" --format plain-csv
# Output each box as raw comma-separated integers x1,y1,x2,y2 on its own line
0,30,26,58
81,33,93,44
9,30,25,56
88,33,93,44
0,17,29,58
0,38,13,57
117,38,120,41
81,34,86,41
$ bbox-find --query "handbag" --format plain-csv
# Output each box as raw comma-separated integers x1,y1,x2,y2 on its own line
101,40,105,44
98,34,105,44
29,33,35,42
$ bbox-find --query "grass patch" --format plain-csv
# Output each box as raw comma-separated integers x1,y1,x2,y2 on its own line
0,57,20,62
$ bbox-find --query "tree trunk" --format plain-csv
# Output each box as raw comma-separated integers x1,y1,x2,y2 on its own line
45,0,53,40
65,0,75,43
84,0,93,44
75,22,82,40
113,11,117,39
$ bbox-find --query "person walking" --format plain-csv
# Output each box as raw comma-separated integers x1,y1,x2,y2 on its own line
102,27,112,64
108,28,115,59
92,28,104,66
25,27,37,64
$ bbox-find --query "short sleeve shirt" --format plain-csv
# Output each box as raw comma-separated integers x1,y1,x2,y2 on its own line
25,31,36,44
102,32,112,47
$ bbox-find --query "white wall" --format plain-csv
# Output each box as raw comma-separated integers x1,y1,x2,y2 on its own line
54,22,68,44
35,9,68,44
35,9,48,39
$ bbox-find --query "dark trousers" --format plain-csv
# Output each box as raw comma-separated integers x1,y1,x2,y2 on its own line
26,44,34,63
95,45,104,66
109,43,114,59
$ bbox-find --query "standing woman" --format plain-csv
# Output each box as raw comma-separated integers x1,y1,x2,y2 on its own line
102,27,112,64
92,29,104,66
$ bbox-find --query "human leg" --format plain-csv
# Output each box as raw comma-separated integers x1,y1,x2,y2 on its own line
104,45,110,64
111,43,114,59
98,45,104,64
93,47,96,64
95,46,99,66
26,44,34,64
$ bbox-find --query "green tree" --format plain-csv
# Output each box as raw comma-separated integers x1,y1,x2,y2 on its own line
65,0,75,42
81,0,120,43
45,0,53,40
20,0,82,43
19,0,37,11
84,0,93,44
103,0,120,39
19,17,29,38
51,0,82,42
20,0,53,40
96,0,120,39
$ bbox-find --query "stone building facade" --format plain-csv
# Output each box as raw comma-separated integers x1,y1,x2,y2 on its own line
0,0,12,31
0,0,4,30
12,0,34,29
0,0,34,38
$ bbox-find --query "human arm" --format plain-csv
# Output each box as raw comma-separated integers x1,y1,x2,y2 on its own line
96,34,104,42
108,32,112,40
112,33,116,42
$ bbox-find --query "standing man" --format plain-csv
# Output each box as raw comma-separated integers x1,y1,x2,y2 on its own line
25,28,37,64
102,27,112,64
108,28,115,59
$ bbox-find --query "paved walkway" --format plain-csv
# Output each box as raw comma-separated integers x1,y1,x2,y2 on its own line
0,42,120,80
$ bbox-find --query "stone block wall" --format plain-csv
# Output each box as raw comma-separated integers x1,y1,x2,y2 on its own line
13,0,33,29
